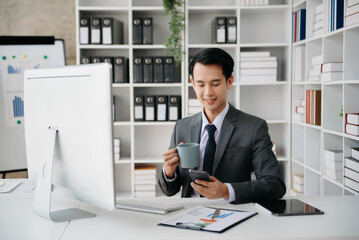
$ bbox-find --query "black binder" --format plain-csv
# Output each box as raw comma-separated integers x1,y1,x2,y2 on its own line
80,56,90,64
164,57,175,83
90,17,102,44
103,57,114,81
114,57,129,83
154,57,164,83
143,57,153,83
156,95,168,121
133,57,143,83
79,17,90,44
102,17,124,44
143,17,153,44
168,95,181,121
90,56,103,64
133,17,142,44
212,17,226,44
226,17,237,43
134,95,145,121
145,95,156,121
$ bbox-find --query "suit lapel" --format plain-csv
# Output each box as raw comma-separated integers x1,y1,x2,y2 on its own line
213,104,237,175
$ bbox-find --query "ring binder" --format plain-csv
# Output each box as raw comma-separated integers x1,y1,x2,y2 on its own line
143,17,153,44
79,17,90,45
133,57,143,83
90,17,102,44
133,17,142,44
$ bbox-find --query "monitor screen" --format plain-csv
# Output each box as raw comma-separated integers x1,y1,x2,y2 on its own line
24,63,115,220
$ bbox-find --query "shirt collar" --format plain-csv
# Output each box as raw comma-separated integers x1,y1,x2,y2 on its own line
201,102,229,135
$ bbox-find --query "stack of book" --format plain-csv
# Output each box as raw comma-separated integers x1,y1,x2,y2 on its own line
321,62,343,82
290,174,304,196
345,0,359,27
114,138,121,161
134,165,157,198
188,98,202,116
239,51,277,83
293,98,305,122
344,148,359,193
292,9,306,43
239,0,268,6
328,0,344,32
313,3,324,37
293,46,305,82
345,113,359,137
308,55,322,82
306,90,321,126
324,149,343,180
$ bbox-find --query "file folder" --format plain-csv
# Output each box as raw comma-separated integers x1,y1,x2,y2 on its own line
90,56,103,64
226,17,237,43
79,17,90,44
80,56,90,64
169,95,181,121
90,17,102,44
133,17,142,44
143,57,153,83
143,17,153,44
154,57,164,83
114,57,129,83
164,57,175,83
145,95,156,121
102,17,124,44
133,57,143,83
103,57,114,82
134,95,145,121
212,17,226,44
156,95,168,121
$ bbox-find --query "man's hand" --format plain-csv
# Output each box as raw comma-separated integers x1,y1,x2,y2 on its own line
163,142,183,179
190,176,229,199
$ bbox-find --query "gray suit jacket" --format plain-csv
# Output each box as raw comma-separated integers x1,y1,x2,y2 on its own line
158,104,286,204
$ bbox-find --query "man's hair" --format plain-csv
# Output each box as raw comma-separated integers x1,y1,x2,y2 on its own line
189,48,234,81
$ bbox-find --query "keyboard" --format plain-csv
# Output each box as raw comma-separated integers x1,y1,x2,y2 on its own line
116,199,184,215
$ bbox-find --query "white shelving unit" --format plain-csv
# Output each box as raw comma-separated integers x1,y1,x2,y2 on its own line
76,0,293,198
291,0,359,196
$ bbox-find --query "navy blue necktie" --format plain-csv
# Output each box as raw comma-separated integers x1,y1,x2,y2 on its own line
203,124,217,175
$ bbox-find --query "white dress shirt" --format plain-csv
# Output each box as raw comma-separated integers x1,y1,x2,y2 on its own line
163,102,236,203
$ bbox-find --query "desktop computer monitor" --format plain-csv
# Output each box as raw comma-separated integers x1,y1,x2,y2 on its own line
24,63,115,222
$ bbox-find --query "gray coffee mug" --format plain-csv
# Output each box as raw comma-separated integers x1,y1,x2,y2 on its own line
176,143,199,169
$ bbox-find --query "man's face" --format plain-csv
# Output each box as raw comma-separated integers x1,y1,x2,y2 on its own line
191,63,233,116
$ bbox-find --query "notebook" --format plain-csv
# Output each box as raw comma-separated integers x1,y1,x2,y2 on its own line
116,199,184,215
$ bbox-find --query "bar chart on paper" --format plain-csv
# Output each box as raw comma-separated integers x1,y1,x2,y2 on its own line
12,96,24,118
207,212,234,219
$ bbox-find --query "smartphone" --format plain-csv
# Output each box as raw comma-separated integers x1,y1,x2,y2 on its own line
189,169,210,182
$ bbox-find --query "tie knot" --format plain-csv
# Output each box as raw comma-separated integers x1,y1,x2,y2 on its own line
205,124,216,136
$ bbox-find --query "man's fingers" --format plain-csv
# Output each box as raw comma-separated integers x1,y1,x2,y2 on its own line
195,179,211,187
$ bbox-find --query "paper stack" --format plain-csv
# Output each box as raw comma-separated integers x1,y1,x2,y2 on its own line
239,0,268,6
314,3,324,37
188,98,202,116
114,138,121,161
293,98,305,122
134,165,157,198
324,149,343,180
345,0,359,27
308,55,322,82
240,51,277,83
344,148,359,193
290,174,304,196
321,62,343,82
345,113,359,136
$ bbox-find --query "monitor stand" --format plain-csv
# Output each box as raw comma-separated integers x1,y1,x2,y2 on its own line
33,127,96,222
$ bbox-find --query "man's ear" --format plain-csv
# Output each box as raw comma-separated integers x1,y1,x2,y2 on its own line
227,75,234,89
190,76,196,89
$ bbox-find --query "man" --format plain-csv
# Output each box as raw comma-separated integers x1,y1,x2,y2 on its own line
158,48,286,204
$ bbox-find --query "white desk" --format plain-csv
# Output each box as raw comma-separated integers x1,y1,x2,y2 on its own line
2,179,359,240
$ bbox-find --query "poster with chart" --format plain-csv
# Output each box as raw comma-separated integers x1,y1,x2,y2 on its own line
0,38,65,172
1,55,48,127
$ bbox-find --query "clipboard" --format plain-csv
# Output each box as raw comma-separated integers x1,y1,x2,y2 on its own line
158,206,257,233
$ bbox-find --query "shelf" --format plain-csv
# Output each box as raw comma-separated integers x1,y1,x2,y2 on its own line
292,158,305,167
323,176,344,188
305,123,321,130
131,6,164,11
266,120,289,124
114,121,131,126
132,44,166,49
240,43,290,48
240,5,290,13
344,134,359,142
134,157,164,164
188,44,237,49
323,129,343,137
292,120,305,127
133,122,176,126
79,44,130,49
188,6,237,11
292,82,306,85
293,40,306,47
322,81,344,85
305,165,321,175
78,6,130,12
115,158,132,164
239,81,289,86
343,80,359,84
133,83,182,88
113,83,130,88
324,27,345,39
344,22,359,32
306,36,323,43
